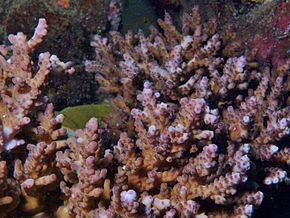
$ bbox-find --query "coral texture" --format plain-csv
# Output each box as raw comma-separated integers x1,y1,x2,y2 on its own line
0,18,70,216
0,5,289,218
85,6,252,134
56,117,113,217
85,6,289,217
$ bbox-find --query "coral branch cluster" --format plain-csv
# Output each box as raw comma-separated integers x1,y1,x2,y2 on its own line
56,118,113,217
84,6,289,217
85,6,248,134
0,18,71,216
0,5,289,218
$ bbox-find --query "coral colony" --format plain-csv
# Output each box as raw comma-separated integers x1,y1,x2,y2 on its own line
0,6,289,218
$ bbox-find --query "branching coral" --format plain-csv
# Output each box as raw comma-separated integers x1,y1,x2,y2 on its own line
85,6,249,134
0,4,288,218
13,103,66,212
0,161,21,217
112,82,268,217
57,75,285,216
85,5,289,217
0,18,69,153
0,18,50,152
56,118,114,218
0,18,72,217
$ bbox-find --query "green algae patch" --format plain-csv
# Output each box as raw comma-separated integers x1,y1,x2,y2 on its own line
57,103,112,131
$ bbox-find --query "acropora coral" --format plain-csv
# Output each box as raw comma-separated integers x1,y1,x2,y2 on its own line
85,5,289,217
0,4,289,218
0,18,71,216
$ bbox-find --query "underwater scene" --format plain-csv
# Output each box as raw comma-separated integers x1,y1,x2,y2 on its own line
0,0,289,217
